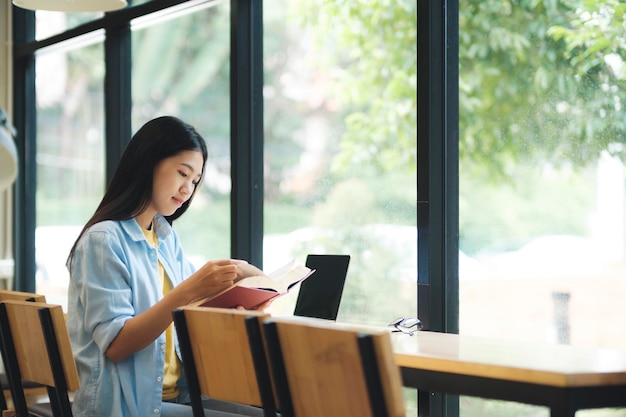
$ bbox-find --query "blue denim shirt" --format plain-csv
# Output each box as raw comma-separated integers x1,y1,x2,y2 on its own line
66,215,196,417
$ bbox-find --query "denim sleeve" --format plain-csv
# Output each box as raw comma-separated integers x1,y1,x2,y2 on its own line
72,229,133,354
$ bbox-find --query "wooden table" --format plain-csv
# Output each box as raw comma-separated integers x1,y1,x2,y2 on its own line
392,331,626,417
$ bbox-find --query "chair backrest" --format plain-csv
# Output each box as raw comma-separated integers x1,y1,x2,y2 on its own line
0,290,47,412
0,300,79,417
172,306,277,417
0,290,46,303
263,316,406,417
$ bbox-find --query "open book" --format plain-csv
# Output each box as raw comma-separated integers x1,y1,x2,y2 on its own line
192,259,316,310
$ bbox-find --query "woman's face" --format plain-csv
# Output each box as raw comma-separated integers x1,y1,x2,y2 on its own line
146,150,204,221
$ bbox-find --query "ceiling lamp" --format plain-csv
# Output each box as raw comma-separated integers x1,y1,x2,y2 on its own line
0,108,18,192
12,0,127,12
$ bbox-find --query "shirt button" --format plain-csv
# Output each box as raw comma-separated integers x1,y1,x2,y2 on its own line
157,376,162,382
153,408,160,414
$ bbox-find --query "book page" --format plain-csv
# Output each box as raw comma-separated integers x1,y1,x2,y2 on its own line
190,259,314,309
238,275,282,292
266,258,300,280
238,260,313,294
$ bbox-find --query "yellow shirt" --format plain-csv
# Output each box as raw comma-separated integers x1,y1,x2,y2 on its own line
142,225,182,400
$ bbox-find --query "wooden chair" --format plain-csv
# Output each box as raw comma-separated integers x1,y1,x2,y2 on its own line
0,300,79,417
0,290,45,303
262,316,406,417
0,291,48,411
172,306,278,417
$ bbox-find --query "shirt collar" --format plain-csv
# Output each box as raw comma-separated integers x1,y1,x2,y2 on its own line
120,214,172,243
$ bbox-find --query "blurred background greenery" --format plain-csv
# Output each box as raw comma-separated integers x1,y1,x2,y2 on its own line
32,0,626,415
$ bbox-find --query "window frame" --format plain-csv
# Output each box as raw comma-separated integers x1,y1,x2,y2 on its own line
12,0,442,411
11,0,267,290
417,1,460,415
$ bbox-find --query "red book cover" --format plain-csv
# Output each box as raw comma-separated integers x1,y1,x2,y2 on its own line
192,260,315,310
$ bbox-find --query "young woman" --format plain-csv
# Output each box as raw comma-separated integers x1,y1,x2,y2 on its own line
67,116,267,417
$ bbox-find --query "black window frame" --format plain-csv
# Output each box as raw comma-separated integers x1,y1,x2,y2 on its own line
13,1,454,413
417,1,459,415
12,0,266,289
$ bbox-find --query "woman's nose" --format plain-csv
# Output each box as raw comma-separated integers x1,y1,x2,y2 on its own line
181,181,193,195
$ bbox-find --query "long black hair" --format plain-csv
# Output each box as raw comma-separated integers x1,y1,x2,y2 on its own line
68,116,208,261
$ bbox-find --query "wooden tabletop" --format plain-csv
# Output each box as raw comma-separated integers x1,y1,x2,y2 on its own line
392,331,626,387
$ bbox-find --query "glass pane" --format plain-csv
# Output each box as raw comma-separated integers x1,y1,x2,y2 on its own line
131,1,231,265
35,41,106,309
460,1,626,415
262,0,417,324
129,0,156,5
263,2,417,414
264,1,417,332
36,11,104,40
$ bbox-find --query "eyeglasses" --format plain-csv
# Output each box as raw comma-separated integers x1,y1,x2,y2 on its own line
388,317,423,336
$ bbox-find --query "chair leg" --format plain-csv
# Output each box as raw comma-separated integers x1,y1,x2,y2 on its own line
358,334,389,417
262,321,294,417
244,317,277,417
0,304,29,417
0,384,7,410
172,309,206,417
39,308,73,417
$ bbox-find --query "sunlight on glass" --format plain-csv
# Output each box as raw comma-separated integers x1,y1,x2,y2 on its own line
459,1,626,415
35,10,103,40
35,41,105,310
131,2,232,262
262,1,417,328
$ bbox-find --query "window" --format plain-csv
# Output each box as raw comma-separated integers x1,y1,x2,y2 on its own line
35,11,102,40
261,0,418,326
35,36,105,308
458,1,626,415
262,1,417,414
15,1,419,414
130,1,232,265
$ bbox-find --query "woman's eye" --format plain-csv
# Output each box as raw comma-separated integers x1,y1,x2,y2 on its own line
179,170,199,185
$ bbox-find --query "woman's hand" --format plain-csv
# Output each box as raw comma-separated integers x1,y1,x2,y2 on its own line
234,298,273,312
181,259,238,301
232,259,264,280
253,299,273,311
106,259,237,363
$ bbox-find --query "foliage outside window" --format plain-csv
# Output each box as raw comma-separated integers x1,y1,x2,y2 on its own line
459,1,626,415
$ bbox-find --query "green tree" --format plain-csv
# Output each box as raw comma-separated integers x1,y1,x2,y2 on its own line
460,0,626,178
547,0,626,156
292,0,417,173
294,0,626,178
